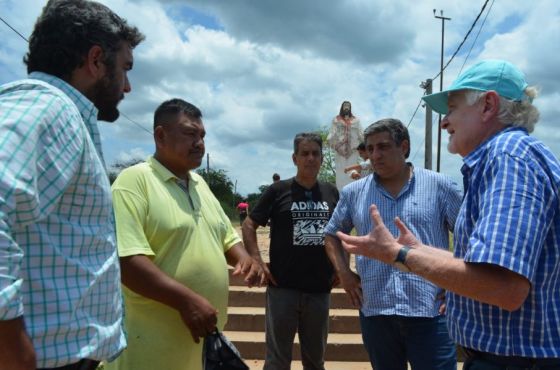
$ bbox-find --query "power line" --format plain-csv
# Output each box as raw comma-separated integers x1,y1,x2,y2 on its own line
431,0,490,82
410,114,439,164
408,1,490,133
120,112,153,135
458,0,495,75
0,14,154,138
0,15,28,42
406,96,425,129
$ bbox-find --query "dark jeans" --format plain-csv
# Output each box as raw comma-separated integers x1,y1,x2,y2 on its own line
463,348,560,370
38,359,100,370
359,313,456,370
239,211,247,225
263,286,330,370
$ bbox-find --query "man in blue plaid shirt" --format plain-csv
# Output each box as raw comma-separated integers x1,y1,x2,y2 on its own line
0,1,144,369
338,60,560,369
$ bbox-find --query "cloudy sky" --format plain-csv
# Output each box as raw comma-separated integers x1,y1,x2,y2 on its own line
1,0,559,195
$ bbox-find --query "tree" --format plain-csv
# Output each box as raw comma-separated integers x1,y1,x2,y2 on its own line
197,168,239,218
318,126,336,184
197,168,234,201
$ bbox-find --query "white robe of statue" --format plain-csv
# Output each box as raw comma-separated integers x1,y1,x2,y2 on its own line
327,114,363,190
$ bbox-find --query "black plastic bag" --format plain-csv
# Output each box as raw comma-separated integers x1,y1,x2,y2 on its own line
202,330,249,370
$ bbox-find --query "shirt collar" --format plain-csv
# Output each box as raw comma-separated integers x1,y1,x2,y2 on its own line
148,156,198,185
29,72,106,163
29,72,98,125
462,126,527,170
372,162,415,199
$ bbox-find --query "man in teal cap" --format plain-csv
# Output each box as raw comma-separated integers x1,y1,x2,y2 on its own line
335,60,560,369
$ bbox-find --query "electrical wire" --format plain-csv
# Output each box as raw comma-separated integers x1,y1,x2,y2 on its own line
458,0,495,75
408,0,491,153
410,114,439,164
431,0,490,82
0,15,154,137
406,96,425,129
120,112,153,135
0,15,28,42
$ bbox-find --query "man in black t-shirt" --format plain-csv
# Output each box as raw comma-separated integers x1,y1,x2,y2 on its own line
242,132,339,370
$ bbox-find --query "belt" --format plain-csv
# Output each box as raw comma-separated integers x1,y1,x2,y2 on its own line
38,359,100,370
464,347,560,368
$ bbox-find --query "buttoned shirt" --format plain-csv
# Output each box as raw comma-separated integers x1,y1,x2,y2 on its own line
0,72,126,367
325,166,462,317
447,127,560,357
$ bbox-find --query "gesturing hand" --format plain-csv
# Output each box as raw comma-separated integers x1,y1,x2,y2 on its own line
393,216,421,249
336,205,421,264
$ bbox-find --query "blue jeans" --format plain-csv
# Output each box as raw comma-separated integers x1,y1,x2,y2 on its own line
264,286,330,370
359,313,456,370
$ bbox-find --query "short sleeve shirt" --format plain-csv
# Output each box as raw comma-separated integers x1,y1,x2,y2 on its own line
250,178,339,293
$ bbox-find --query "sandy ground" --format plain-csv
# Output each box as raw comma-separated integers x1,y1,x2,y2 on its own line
234,225,271,261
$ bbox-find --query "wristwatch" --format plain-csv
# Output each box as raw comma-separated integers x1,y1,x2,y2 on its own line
394,246,412,272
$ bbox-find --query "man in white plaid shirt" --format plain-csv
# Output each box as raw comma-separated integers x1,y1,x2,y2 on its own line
0,1,144,369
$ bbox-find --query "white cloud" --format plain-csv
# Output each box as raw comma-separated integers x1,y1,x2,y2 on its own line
1,0,559,194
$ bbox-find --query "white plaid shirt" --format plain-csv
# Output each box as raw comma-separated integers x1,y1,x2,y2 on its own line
0,72,126,367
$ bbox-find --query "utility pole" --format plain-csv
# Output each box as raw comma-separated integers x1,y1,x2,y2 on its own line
434,9,451,173
420,78,433,170
232,179,237,214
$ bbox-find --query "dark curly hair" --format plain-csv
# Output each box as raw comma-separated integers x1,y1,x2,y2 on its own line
24,0,145,81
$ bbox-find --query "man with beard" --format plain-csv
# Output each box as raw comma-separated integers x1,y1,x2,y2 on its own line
327,101,364,190
106,98,263,370
0,1,144,369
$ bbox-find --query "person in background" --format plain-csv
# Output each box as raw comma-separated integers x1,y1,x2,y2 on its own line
243,132,339,370
325,119,461,370
106,98,263,370
344,142,372,180
0,1,144,369
338,60,560,369
237,199,249,226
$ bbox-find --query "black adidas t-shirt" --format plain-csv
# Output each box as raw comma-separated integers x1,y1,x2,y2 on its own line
250,178,339,293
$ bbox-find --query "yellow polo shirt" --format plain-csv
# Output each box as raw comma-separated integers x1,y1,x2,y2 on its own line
106,157,240,370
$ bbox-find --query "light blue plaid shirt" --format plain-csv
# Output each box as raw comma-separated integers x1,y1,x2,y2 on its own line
0,72,126,367
325,166,462,317
447,127,560,358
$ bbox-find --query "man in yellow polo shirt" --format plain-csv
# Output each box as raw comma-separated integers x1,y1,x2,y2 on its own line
106,98,263,370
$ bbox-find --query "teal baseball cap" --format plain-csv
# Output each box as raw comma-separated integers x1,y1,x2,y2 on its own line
422,59,529,115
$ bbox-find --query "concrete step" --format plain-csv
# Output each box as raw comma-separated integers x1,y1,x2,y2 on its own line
229,286,356,310
243,360,464,370
224,331,369,362
244,359,372,370
225,306,360,333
